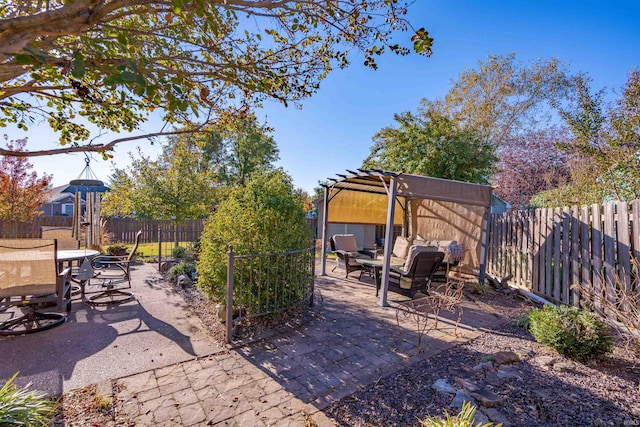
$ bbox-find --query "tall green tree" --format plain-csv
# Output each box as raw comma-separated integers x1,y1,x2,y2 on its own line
0,136,51,221
363,109,497,184
101,168,135,218
0,0,433,158
437,53,573,147
214,119,280,186
127,135,219,225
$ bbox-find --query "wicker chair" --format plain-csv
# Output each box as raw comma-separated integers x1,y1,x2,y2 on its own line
0,239,72,335
88,230,142,305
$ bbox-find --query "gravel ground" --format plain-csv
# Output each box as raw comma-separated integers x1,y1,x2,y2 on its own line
324,290,640,427
51,285,640,427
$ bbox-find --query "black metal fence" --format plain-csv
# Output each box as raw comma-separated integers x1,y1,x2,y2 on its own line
226,245,316,343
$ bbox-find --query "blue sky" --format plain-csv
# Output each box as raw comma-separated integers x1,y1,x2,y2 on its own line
18,0,640,194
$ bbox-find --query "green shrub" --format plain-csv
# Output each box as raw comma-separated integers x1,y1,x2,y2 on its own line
197,169,313,304
167,260,196,282
528,304,613,359
171,246,187,259
420,401,500,427
0,373,54,426
513,312,531,329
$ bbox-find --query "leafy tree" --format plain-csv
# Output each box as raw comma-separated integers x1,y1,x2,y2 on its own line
313,180,329,201
100,168,135,218
0,0,433,158
213,119,279,186
197,169,312,302
104,117,280,225
437,53,573,147
555,70,640,203
493,127,572,208
127,135,220,225
363,109,497,184
0,136,51,221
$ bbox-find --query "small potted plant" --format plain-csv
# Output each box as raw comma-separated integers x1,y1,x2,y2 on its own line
105,243,128,256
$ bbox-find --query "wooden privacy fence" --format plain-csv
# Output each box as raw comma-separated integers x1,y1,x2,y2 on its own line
103,218,205,244
487,200,640,318
0,217,73,238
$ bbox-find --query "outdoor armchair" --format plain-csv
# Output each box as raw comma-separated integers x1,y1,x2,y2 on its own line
0,239,72,335
330,234,374,278
388,247,445,298
88,230,142,305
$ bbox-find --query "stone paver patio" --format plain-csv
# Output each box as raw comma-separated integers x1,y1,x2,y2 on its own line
111,268,505,426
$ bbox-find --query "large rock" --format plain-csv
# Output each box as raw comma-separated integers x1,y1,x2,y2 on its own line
177,274,192,289
484,407,512,426
533,355,556,367
493,351,520,364
472,361,495,372
469,388,504,407
449,390,475,411
455,377,481,392
432,379,456,395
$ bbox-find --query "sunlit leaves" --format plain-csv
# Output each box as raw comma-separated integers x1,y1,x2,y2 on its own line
0,0,432,156
362,109,497,184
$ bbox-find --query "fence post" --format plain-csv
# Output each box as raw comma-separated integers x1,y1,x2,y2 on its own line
226,245,234,344
310,245,315,307
158,226,162,271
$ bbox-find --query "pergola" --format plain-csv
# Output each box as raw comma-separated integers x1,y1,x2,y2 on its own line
320,170,493,306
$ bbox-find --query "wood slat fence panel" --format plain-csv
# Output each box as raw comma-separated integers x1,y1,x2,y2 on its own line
561,206,570,305
487,199,640,323
0,216,73,238
570,205,580,307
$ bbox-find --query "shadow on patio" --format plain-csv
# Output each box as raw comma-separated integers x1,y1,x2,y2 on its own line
232,269,507,410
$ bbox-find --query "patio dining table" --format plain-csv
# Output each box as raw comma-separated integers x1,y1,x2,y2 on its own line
57,249,101,299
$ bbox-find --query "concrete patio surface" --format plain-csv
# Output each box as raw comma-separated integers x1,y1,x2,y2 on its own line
0,262,223,396
1,261,507,426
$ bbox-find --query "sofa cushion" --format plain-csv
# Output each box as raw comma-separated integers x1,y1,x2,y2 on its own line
392,236,413,259
403,244,438,271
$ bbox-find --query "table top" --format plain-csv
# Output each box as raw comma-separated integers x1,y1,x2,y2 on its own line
57,249,100,262
355,258,403,268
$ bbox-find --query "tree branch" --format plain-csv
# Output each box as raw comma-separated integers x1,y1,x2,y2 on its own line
0,128,208,157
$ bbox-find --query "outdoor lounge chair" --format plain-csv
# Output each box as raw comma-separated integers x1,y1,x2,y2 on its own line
330,234,374,278
388,247,444,298
88,230,141,305
0,239,72,335
41,226,79,250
